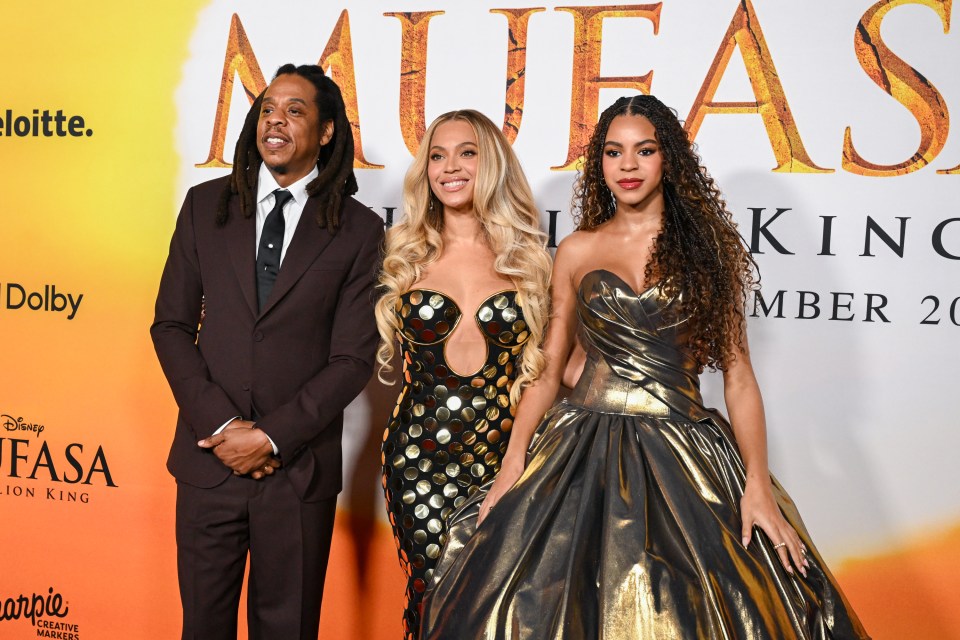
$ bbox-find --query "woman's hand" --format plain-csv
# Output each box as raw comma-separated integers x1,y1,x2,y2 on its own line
477,455,525,525
740,479,809,577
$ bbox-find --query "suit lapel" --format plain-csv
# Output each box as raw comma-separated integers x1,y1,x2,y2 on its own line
225,197,259,317
259,196,334,318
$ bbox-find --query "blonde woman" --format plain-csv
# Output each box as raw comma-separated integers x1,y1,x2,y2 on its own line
375,110,551,639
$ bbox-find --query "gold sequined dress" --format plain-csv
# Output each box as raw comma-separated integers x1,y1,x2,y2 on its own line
382,289,529,639
421,270,870,640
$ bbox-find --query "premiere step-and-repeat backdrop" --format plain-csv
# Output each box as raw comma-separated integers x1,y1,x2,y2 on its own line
2,1,958,638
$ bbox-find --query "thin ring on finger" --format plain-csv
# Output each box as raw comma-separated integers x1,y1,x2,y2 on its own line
773,542,786,550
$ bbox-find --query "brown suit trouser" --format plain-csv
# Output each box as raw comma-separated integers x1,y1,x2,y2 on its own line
176,471,336,640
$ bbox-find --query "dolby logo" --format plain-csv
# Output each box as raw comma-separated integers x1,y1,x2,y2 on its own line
2,283,83,320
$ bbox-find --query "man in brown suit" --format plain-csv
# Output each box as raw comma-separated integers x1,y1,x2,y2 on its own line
151,64,383,639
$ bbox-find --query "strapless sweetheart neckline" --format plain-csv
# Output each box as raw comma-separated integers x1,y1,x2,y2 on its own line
578,268,659,299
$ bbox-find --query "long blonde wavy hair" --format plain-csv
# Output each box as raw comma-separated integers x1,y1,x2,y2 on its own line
375,109,552,405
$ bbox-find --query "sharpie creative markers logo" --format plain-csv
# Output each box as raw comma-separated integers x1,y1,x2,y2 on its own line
0,588,69,625
0,587,81,639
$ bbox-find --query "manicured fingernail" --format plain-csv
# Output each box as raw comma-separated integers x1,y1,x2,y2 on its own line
787,567,794,574
197,440,206,446
742,538,749,548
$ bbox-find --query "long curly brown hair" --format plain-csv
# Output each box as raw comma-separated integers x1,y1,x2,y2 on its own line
573,95,759,371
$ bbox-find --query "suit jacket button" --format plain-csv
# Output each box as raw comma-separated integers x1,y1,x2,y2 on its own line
253,331,264,342
242,383,250,391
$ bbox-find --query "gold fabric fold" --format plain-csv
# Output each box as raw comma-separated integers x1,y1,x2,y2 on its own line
421,270,869,640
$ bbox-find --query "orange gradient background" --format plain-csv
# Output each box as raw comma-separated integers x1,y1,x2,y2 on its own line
1,2,958,639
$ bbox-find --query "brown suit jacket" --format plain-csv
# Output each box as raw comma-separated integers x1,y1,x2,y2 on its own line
151,175,383,502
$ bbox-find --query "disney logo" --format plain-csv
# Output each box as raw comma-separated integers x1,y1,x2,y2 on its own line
2,414,44,437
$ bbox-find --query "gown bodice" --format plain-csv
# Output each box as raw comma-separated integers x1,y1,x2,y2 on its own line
394,289,529,407
568,269,712,423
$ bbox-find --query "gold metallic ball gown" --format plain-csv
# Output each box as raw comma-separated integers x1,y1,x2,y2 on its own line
421,270,870,640
382,289,529,639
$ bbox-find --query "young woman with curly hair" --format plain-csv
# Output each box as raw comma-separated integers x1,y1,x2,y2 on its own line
375,109,552,640
421,96,869,640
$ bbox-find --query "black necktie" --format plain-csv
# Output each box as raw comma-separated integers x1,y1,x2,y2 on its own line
256,189,292,311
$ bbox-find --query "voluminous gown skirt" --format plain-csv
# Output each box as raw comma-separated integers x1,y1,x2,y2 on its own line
420,270,870,640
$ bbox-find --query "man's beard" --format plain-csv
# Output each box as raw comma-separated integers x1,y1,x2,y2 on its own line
265,161,288,175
